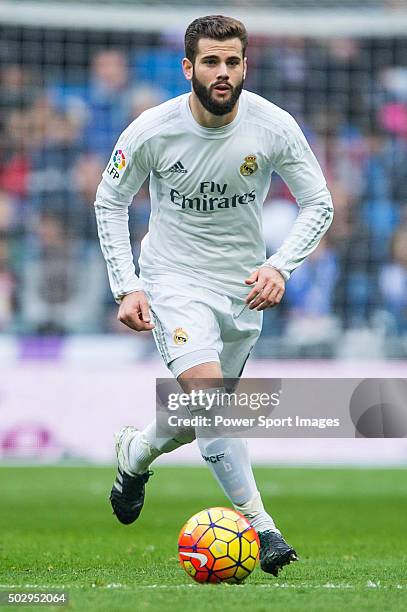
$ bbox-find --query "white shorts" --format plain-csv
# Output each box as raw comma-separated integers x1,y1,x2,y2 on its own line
143,278,262,379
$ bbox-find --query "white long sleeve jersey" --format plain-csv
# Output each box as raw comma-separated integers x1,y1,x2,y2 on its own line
94,90,333,303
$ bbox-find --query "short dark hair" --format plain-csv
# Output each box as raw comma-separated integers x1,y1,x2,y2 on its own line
184,15,248,63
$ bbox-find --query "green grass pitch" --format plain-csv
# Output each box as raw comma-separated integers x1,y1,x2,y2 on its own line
1,466,406,611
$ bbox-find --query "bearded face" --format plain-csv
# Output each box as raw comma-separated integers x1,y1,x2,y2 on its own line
192,70,244,116
186,37,246,117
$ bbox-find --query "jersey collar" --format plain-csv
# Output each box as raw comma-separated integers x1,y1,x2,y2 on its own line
181,90,248,139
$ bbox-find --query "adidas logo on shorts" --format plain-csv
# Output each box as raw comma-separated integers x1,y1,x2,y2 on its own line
168,161,188,174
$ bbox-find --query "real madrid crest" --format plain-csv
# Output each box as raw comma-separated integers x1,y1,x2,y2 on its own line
240,155,258,176
173,327,188,345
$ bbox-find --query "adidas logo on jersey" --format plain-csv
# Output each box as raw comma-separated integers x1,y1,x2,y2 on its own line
168,161,188,174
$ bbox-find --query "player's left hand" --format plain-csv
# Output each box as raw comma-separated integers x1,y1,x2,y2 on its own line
245,266,285,310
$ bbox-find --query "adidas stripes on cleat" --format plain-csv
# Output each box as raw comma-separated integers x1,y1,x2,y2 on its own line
109,426,153,525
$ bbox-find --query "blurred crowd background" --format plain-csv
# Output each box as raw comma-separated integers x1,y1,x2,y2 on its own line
1,21,407,359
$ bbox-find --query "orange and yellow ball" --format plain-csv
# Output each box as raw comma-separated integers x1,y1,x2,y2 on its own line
178,507,259,584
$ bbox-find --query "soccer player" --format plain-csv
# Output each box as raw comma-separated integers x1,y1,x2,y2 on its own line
94,15,333,576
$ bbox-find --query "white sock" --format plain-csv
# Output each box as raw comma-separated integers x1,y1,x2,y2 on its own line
128,426,160,474
196,436,279,533
128,420,195,474
234,490,280,534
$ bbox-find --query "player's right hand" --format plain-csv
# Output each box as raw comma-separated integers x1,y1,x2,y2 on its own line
117,291,155,332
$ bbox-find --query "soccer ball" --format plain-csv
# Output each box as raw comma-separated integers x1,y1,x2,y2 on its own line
178,507,259,584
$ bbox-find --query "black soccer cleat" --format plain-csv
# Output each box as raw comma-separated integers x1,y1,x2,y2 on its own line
110,467,153,525
258,530,298,576
109,426,153,525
